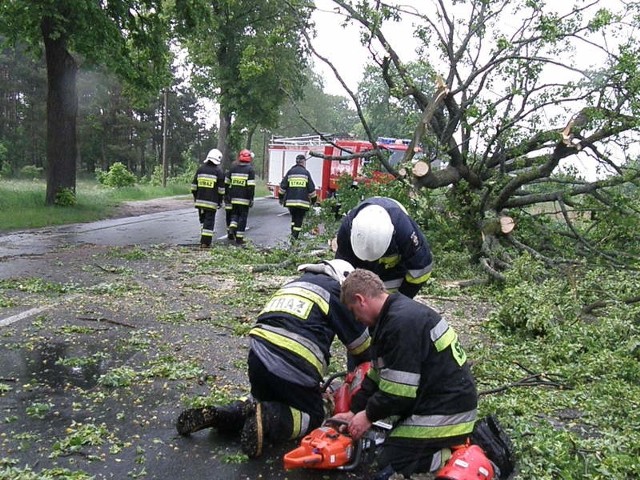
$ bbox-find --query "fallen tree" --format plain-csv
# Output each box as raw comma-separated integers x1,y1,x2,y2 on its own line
312,0,640,278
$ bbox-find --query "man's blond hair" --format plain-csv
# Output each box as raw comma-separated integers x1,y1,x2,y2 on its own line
341,268,386,304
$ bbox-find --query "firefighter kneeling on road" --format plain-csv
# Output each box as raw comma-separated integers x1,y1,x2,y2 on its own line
191,148,225,248
333,268,478,480
279,154,317,240
175,259,371,458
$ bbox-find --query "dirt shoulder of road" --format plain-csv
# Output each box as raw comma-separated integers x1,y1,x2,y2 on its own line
108,195,194,218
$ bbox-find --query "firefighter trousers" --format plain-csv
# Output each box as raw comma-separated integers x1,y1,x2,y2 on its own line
229,204,250,240
247,350,324,441
199,208,217,246
288,207,308,239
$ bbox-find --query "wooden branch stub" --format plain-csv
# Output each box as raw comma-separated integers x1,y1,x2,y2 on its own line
412,160,430,178
481,216,515,235
500,216,515,234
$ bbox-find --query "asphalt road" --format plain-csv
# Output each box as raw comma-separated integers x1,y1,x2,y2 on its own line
0,198,378,479
0,197,292,279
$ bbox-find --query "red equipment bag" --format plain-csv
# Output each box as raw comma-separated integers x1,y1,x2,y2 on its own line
332,361,371,414
436,443,495,480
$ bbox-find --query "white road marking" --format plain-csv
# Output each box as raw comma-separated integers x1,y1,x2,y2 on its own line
0,305,50,327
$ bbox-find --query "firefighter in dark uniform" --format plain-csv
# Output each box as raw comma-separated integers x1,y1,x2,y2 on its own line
279,154,317,239
175,259,371,459
335,196,433,298
225,149,256,245
190,148,225,248
335,268,478,480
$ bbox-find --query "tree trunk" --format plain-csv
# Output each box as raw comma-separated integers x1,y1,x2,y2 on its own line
41,17,78,205
218,108,233,167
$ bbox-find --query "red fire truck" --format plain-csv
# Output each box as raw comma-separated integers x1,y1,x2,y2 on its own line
267,135,414,200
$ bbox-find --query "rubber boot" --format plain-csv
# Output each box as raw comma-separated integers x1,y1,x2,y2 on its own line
240,401,310,458
176,400,254,436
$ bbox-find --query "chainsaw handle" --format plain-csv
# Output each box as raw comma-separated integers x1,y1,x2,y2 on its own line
337,438,364,471
320,371,347,392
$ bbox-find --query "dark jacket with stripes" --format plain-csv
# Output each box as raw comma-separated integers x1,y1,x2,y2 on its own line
191,162,225,210
336,196,433,298
248,271,371,388
351,293,477,447
279,164,317,209
225,162,256,206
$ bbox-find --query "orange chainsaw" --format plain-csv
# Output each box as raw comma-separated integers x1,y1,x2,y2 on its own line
284,362,388,471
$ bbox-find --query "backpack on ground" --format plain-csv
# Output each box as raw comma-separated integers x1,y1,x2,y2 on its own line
470,415,516,480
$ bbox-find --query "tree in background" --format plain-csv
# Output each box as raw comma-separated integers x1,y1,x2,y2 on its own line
274,69,358,137
0,0,172,205
0,43,46,175
326,0,640,277
175,0,313,167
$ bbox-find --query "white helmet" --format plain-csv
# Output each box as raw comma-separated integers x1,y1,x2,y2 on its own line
296,259,354,285
350,205,394,261
205,148,223,165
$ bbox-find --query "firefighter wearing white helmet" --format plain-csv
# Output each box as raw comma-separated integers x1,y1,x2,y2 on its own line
175,258,371,459
191,148,225,248
335,196,433,298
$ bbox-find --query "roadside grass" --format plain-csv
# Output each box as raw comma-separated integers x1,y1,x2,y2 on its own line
0,177,270,232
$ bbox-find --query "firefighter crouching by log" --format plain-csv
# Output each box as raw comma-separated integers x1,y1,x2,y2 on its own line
175,259,371,458
333,268,478,480
191,148,225,249
279,154,318,240
335,196,434,298
225,149,256,245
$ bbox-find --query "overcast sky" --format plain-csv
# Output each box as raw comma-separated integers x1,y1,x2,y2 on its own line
310,0,421,96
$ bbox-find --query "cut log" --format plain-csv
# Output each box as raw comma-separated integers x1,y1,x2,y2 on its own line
412,160,430,178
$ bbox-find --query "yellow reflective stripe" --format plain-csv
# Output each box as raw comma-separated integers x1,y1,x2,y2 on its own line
349,335,371,356
405,271,431,284
434,327,456,352
289,407,302,439
197,177,216,188
280,286,329,315
379,378,418,398
390,420,475,439
288,178,308,188
379,254,401,269
259,293,314,319
249,328,324,376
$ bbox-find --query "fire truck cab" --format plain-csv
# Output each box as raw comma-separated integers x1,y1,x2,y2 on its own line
267,135,413,201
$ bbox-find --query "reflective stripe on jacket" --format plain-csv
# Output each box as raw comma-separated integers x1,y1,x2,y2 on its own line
191,163,225,210
249,272,371,387
279,164,317,209
358,294,477,445
225,162,255,206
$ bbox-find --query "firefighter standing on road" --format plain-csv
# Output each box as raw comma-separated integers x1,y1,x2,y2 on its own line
175,259,371,458
225,149,256,245
279,154,317,240
335,196,434,298
191,148,225,249
334,268,478,480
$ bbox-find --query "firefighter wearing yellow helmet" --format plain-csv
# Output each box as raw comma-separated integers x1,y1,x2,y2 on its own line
335,196,433,298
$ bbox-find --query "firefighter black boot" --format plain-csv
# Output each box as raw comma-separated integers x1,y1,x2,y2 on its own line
176,400,254,436
241,401,309,458
241,402,269,458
